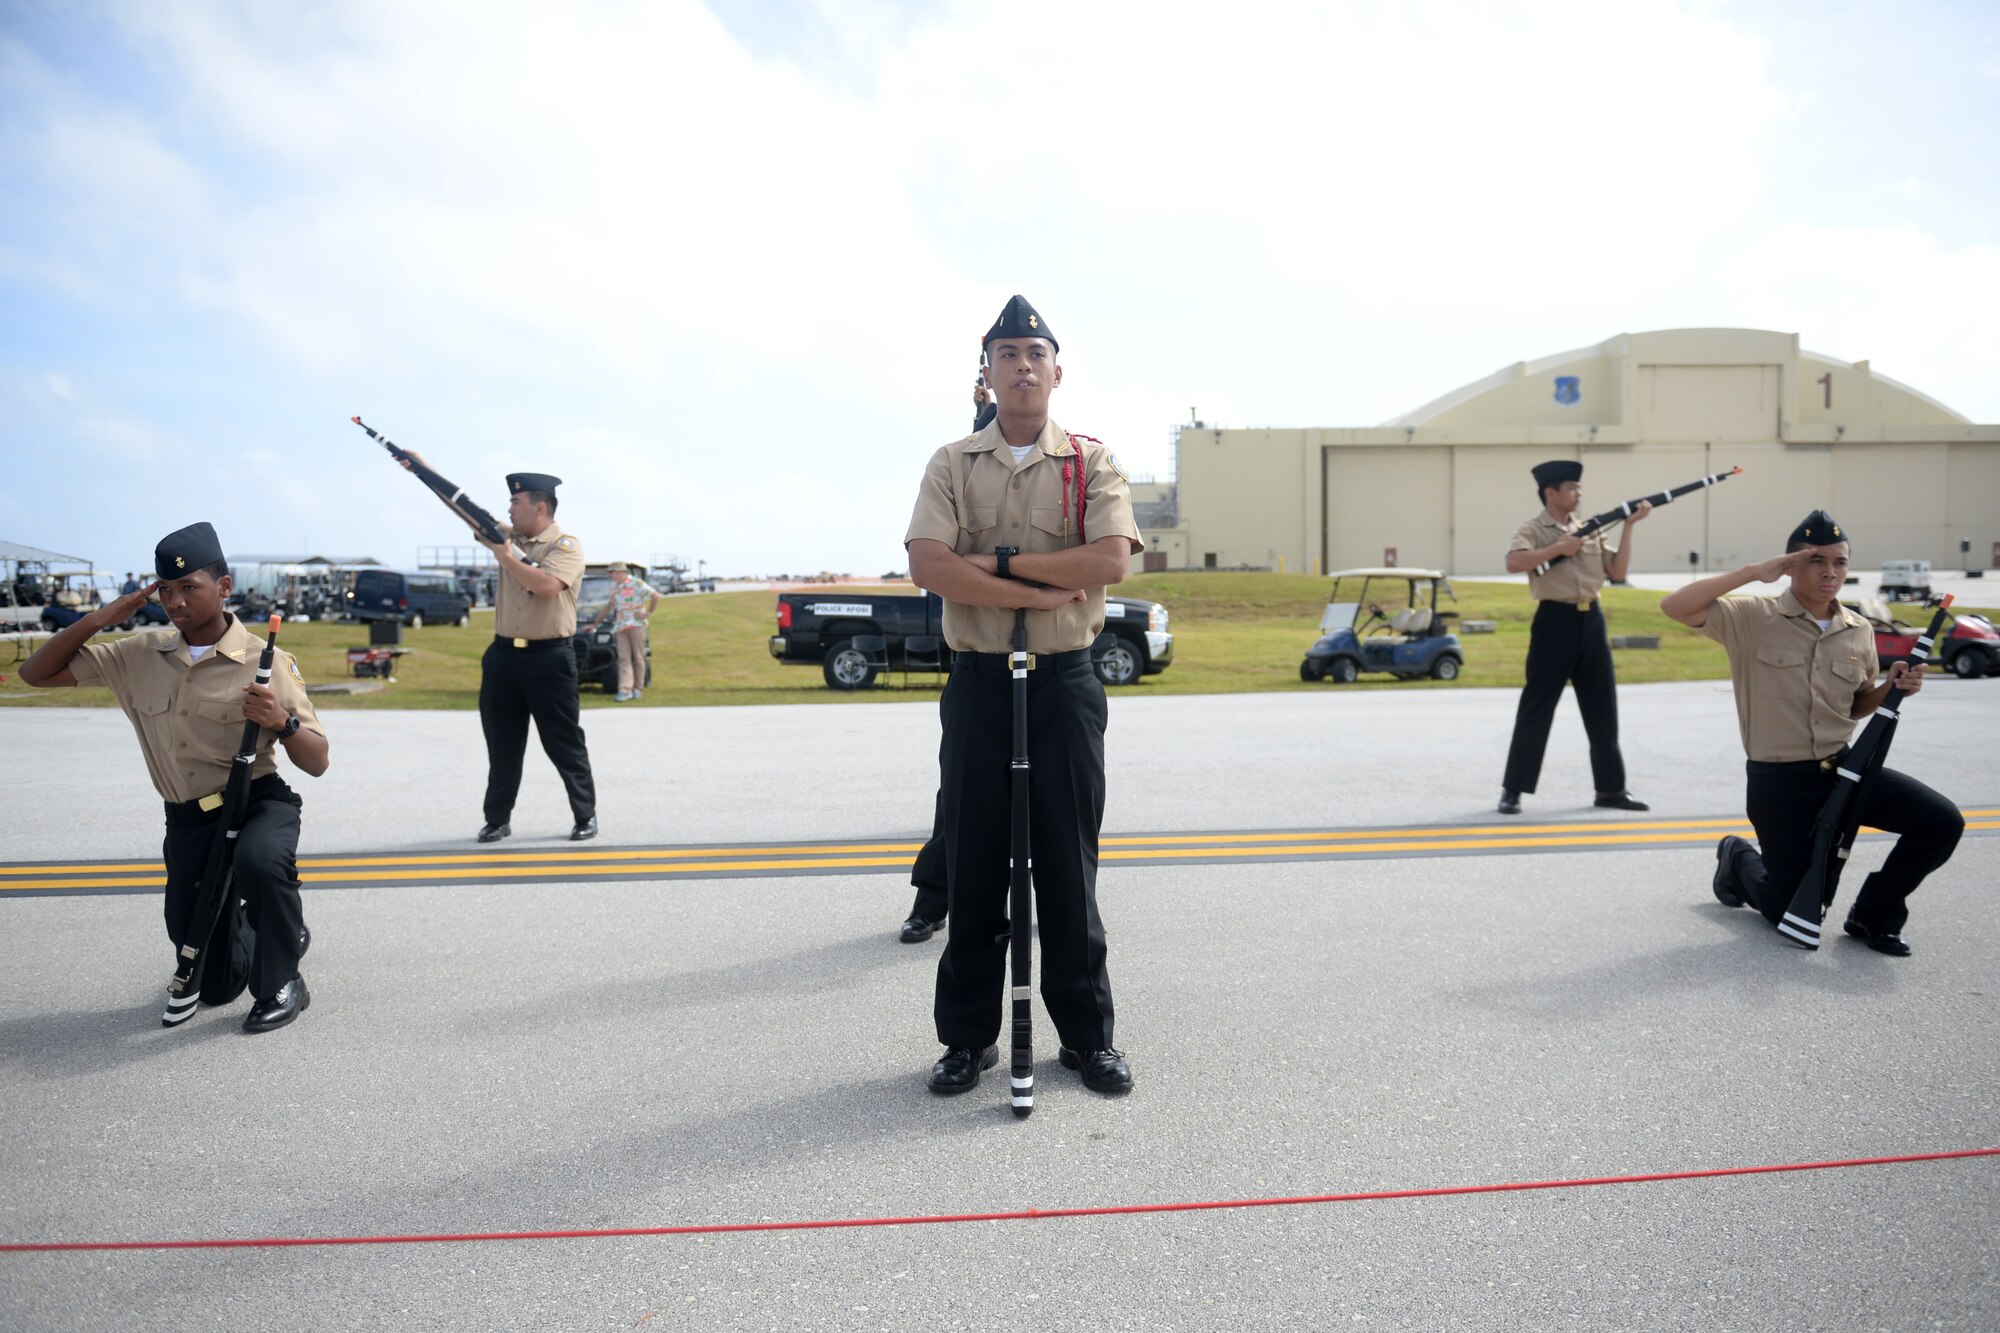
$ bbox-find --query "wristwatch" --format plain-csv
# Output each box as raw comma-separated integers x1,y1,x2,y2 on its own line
278,712,301,740
994,546,1018,581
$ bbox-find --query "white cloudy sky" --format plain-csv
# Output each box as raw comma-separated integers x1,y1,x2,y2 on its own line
3,0,1996,576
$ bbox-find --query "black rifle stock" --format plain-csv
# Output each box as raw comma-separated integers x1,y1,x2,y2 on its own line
1534,466,1744,576
350,416,536,566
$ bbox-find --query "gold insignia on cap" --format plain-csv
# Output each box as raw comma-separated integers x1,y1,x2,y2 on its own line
1833,525,1841,536
1028,314,1038,329
1804,529,1811,537
175,556,185,569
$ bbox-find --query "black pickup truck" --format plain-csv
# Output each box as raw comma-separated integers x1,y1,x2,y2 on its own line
770,588,1173,690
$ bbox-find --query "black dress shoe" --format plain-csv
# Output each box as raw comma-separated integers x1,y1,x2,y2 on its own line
928,1045,998,1095
899,915,942,944
1497,789,1521,815
477,822,511,843
1712,835,1747,907
1595,791,1650,811
244,975,309,1033
570,816,598,842
1843,919,1912,956
1059,1046,1134,1094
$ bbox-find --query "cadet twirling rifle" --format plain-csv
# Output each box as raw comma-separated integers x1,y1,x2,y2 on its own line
350,416,537,567
1777,595,1955,950
1534,467,1745,575
163,613,284,1028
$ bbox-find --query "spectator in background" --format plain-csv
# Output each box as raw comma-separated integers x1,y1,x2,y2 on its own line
590,562,661,701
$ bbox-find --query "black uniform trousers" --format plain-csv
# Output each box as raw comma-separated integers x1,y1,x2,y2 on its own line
1503,600,1626,796
162,775,306,1004
908,789,948,925
1719,760,1964,934
480,638,596,826
935,652,1114,1053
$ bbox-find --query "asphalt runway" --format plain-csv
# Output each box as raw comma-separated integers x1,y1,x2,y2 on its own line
2,681,1997,1331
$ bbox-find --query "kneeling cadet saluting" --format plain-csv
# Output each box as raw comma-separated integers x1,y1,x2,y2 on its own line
21,522,330,1030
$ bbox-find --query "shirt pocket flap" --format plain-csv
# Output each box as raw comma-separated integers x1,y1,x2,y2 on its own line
1754,646,1806,669
962,506,998,533
132,691,172,717
1030,505,1067,537
195,698,243,724
1830,658,1865,682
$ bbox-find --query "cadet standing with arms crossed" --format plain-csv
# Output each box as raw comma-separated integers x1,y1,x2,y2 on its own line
19,522,330,1032
1499,460,1651,815
1661,511,1964,953
905,295,1141,1097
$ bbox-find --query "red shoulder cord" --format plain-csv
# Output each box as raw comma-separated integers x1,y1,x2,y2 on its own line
1064,434,1094,543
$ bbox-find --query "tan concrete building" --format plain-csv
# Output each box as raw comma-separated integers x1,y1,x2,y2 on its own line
1144,329,2000,576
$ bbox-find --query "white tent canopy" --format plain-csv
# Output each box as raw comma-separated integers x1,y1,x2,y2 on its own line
0,539,89,564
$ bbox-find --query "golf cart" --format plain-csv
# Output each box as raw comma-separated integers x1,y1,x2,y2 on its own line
1300,567,1463,683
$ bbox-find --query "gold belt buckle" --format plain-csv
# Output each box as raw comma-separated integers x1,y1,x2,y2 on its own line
512,637,528,648
1577,600,1590,612
197,791,224,812
1008,651,1037,671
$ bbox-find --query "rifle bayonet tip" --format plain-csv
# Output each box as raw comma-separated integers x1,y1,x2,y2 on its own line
1940,594,1955,610
267,613,283,635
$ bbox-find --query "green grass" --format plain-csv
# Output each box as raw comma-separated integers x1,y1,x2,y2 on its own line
5,578,1990,709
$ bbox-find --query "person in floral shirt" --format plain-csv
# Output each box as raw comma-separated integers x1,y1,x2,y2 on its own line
588,564,660,700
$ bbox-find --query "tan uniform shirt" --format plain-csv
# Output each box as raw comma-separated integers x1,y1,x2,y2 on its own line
495,521,585,640
1509,510,1616,603
904,417,1144,654
70,617,326,804
1699,590,1878,762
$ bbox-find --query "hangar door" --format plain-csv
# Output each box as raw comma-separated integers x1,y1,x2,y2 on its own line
1323,447,1452,572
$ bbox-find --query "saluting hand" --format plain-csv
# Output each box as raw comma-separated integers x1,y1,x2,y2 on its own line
242,681,290,731
1751,549,1815,583
84,581,161,632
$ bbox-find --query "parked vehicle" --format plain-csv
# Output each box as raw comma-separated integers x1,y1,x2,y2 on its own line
770,589,1173,690
1851,598,2000,679
1300,567,1463,683
344,568,472,627
1877,560,1932,602
572,563,654,693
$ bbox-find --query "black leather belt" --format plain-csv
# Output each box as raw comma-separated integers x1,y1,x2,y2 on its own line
954,648,1092,673
494,635,570,651
1537,598,1597,613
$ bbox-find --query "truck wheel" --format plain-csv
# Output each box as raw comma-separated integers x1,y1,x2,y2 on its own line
1429,655,1461,681
1300,659,1325,682
599,663,620,693
1094,638,1143,686
1330,657,1359,685
1949,649,1982,679
823,639,879,690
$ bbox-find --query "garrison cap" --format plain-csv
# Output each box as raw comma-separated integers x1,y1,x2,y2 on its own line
506,472,562,496
1531,459,1583,492
983,295,1057,355
1788,509,1846,547
154,522,224,580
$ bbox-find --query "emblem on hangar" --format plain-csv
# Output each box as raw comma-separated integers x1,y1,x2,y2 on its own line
1553,376,1581,406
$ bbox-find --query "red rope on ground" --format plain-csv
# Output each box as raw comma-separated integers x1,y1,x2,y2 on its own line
4,1146,1993,1254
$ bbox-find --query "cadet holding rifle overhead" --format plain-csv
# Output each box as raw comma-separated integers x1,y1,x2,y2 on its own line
905,296,1141,1101
1661,511,1964,955
19,523,329,1032
1499,460,1650,816
371,424,598,844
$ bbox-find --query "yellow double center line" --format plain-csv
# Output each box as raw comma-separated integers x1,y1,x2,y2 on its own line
3,813,1994,894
